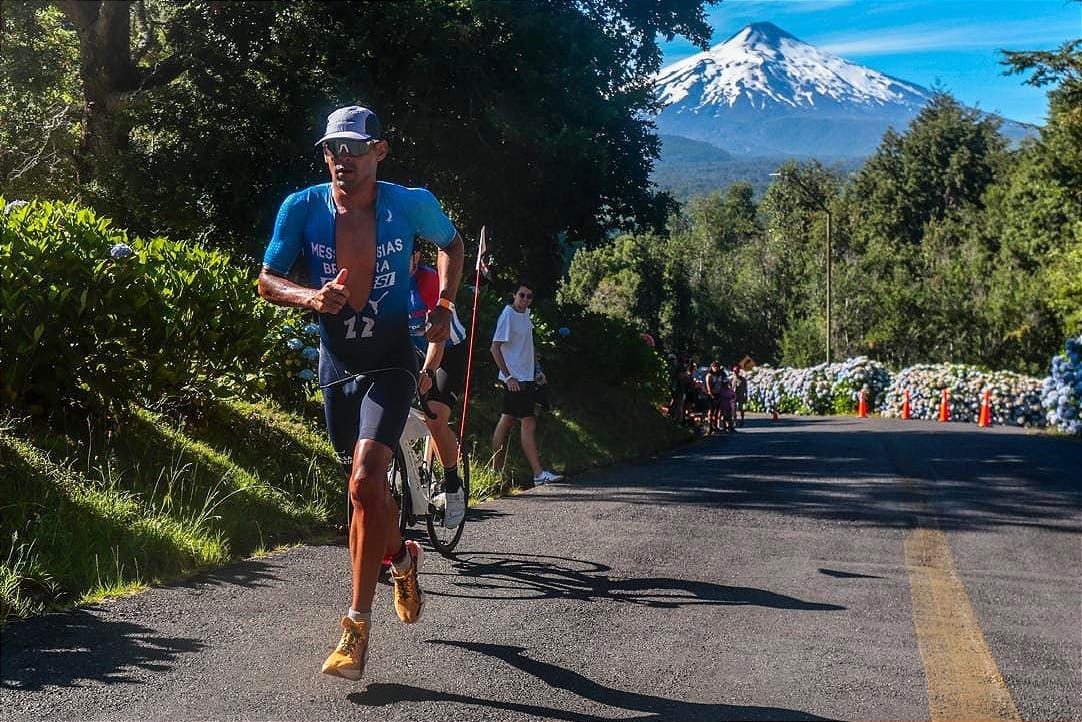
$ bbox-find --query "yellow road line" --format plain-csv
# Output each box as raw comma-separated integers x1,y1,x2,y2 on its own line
905,527,1021,721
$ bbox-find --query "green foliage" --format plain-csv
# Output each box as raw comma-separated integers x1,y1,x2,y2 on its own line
0,398,341,624
545,304,668,403
1,0,713,287
259,317,322,406
0,198,290,417
0,4,81,198
780,317,825,368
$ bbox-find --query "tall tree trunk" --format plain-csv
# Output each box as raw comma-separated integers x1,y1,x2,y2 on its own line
57,1,138,187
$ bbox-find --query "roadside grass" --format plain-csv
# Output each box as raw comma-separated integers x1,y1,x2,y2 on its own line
0,399,340,625
461,378,690,488
1,383,686,626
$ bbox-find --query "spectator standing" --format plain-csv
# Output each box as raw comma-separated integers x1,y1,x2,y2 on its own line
490,281,563,487
732,365,748,427
720,368,737,432
704,361,725,434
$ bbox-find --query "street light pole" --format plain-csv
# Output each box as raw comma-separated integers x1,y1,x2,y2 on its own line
825,208,831,366
770,170,832,365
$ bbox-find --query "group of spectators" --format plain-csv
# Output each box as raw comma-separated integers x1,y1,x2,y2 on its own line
668,356,748,434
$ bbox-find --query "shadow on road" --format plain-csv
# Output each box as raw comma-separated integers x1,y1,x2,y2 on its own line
565,418,1082,533
171,557,283,590
351,640,835,721
425,551,844,611
0,609,204,692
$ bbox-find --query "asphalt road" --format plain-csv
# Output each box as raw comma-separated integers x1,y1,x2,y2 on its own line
2,415,1080,721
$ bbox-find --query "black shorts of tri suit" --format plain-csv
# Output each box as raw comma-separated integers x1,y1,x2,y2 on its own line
318,337,417,475
424,341,467,409
502,381,537,419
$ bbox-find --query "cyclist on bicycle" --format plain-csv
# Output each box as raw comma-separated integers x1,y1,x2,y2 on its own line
257,105,464,682
409,242,468,527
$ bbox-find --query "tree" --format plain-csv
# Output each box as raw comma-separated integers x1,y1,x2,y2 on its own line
760,161,842,364
836,93,1010,366
1,0,714,288
0,4,80,198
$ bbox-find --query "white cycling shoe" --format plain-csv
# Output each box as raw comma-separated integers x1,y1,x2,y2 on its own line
533,469,564,485
434,488,466,528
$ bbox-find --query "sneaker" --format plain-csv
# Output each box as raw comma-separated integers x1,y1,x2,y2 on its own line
433,488,466,528
533,469,563,485
321,617,369,680
391,540,424,624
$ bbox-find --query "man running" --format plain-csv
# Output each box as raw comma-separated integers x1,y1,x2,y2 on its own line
257,105,464,681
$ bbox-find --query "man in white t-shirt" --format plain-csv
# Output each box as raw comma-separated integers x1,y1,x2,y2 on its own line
490,280,563,487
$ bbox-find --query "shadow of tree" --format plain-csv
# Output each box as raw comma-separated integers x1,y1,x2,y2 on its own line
426,551,844,610
351,640,836,721
0,609,204,692
170,557,283,591
564,419,1082,534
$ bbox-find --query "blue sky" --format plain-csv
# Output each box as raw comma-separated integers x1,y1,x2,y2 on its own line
658,0,1082,125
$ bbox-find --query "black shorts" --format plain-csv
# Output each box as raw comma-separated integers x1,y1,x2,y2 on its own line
319,338,417,474
424,341,467,409
502,381,536,419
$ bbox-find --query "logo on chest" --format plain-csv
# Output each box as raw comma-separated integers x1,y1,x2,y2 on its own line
373,237,404,290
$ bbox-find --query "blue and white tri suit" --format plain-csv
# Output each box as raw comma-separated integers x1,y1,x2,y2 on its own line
263,181,456,466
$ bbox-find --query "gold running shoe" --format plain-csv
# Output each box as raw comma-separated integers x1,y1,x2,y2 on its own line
321,616,369,680
391,539,424,623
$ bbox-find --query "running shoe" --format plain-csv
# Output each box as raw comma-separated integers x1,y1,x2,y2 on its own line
533,469,563,485
321,616,369,680
391,539,424,624
433,488,466,528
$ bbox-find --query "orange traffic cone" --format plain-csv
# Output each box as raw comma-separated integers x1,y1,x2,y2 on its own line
857,389,868,418
977,389,992,428
901,390,911,420
938,388,950,422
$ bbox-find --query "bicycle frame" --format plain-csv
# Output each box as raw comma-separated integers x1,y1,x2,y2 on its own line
397,407,434,518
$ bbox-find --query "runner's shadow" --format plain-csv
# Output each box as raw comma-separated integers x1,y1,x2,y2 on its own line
0,609,204,691
351,640,834,721
432,552,844,611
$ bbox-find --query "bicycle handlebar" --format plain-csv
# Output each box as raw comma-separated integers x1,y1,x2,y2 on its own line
318,365,437,420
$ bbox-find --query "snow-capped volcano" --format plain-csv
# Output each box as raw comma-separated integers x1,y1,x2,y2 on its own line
654,22,1027,157
657,22,929,115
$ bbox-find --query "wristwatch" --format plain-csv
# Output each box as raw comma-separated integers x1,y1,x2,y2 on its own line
422,368,437,381
436,298,455,311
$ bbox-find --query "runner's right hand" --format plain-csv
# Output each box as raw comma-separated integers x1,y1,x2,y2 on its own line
308,268,350,313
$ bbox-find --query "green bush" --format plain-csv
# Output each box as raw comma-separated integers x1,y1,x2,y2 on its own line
541,302,668,403
0,198,290,416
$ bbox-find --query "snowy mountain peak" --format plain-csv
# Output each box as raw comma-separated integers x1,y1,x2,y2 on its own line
656,22,930,114
729,21,800,47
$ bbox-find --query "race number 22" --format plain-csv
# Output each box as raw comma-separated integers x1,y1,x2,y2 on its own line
344,316,375,339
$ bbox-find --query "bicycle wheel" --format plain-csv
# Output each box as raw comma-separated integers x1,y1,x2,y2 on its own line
388,443,412,534
426,449,469,556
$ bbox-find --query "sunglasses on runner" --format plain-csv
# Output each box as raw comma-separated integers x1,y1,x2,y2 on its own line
516,292,533,300
322,139,376,159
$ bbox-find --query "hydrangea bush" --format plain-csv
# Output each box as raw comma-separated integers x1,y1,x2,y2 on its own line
258,319,321,403
1041,335,1082,435
745,356,892,415
0,198,287,416
880,364,1045,426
